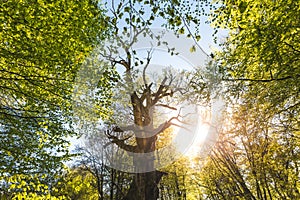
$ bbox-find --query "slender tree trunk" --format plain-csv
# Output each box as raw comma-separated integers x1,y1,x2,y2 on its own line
110,168,114,200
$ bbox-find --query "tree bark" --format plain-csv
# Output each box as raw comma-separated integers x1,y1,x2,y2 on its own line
121,90,168,199
122,170,165,200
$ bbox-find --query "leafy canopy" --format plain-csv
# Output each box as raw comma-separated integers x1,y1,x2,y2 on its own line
198,0,300,199
0,0,109,191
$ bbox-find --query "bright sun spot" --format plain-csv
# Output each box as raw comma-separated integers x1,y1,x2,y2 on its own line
162,104,211,159
186,122,210,157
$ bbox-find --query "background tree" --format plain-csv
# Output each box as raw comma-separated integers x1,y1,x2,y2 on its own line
212,0,300,112
0,0,111,197
52,167,99,200
199,104,300,199
75,132,134,200
159,156,205,200
197,0,300,199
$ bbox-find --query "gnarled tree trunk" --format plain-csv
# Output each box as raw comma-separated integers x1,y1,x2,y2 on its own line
106,43,180,200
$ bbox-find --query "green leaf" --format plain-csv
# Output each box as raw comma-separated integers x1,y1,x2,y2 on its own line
190,45,196,52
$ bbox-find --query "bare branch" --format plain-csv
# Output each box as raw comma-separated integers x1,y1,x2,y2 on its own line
152,111,193,136
155,103,177,111
284,41,300,53
143,48,153,86
140,83,153,103
152,76,169,105
222,74,300,82
104,130,137,152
